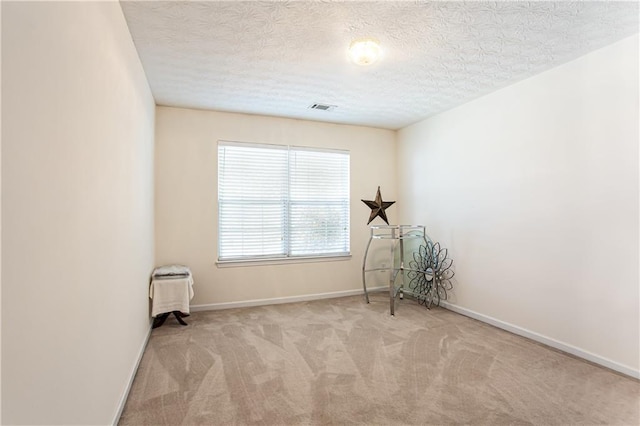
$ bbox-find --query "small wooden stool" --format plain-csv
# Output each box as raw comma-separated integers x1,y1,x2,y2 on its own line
149,273,194,328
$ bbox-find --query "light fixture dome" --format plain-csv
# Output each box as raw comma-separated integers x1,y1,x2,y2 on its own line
348,38,381,66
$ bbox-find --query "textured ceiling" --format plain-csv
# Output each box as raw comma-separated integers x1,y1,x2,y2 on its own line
120,1,639,130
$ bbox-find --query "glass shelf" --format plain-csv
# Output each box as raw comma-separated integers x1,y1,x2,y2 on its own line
369,224,427,240
362,224,430,315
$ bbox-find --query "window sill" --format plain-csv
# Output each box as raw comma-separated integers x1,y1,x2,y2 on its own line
216,254,352,268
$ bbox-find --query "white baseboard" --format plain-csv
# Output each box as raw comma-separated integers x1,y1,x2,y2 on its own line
112,322,153,426
439,300,639,380
190,286,387,312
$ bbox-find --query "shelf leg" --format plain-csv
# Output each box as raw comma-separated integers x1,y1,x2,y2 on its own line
389,237,395,316
362,236,373,303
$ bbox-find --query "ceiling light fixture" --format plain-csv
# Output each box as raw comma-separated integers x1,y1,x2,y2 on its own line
348,37,381,66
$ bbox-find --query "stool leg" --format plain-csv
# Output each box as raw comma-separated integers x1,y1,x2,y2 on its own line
152,312,170,328
172,311,188,326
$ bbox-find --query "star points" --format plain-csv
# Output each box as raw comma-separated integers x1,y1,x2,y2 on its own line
361,186,395,225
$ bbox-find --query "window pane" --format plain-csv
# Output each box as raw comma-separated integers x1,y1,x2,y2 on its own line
218,143,288,260
289,201,350,255
219,201,286,258
289,149,350,200
289,148,350,256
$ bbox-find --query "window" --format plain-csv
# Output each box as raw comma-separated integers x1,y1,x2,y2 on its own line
217,141,350,262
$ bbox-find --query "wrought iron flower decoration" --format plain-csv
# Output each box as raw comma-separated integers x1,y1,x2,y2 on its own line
407,242,455,308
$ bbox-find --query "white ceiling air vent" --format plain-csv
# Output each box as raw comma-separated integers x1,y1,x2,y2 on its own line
309,103,337,111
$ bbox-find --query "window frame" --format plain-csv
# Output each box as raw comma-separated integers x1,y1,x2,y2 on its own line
216,140,351,266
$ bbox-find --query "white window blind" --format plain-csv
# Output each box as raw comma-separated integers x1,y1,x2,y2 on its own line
218,141,350,261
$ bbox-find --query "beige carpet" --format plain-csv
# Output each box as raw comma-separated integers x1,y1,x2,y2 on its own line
119,293,640,425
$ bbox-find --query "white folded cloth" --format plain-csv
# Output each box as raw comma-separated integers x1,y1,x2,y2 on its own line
152,264,191,278
149,275,194,317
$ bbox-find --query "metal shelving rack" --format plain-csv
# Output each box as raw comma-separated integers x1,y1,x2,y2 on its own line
362,225,429,315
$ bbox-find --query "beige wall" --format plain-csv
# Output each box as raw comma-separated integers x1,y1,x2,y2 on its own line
155,107,396,306
2,2,155,424
397,35,639,375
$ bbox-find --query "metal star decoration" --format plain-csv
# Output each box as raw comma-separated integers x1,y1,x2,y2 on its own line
361,186,395,225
